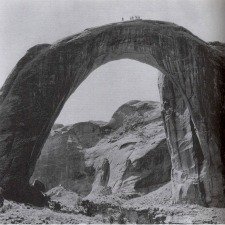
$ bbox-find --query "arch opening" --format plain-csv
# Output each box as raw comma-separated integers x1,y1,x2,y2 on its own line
56,59,160,124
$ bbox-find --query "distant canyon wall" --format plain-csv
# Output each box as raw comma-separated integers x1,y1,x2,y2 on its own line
32,101,171,198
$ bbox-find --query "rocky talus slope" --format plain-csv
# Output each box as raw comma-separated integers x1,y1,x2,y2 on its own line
32,100,171,197
1,183,225,224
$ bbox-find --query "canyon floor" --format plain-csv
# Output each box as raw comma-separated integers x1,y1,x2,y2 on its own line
1,182,225,224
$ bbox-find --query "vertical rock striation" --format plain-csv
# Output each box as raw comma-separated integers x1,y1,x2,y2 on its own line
159,73,206,205
159,54,225,206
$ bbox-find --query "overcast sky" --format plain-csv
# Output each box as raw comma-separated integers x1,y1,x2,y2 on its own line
0,0,224,124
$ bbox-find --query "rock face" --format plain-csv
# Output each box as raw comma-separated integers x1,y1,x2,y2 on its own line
159,73,207,205
0,20,224,206
158,39,225,206
32,100,171,197
32,121,106,196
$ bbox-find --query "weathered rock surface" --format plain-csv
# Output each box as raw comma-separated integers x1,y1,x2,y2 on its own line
159,73,207,205
32,100,171,197
80,182,225,224
0,20,224,206
31,121,105,196
1,183,225,224
46,185,81,213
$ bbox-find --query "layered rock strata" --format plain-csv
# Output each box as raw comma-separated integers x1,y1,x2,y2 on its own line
32,101,171,198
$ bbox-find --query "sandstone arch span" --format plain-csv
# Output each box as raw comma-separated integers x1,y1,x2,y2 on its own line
0,20,224,207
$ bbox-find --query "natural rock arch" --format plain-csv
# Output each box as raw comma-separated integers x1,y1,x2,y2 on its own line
0,20,224,207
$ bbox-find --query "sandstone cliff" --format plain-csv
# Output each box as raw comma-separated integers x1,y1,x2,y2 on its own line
32,100,171,197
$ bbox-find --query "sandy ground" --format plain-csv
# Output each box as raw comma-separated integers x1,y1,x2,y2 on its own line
0,183,225,224
0,200,103,224
123,182,225,224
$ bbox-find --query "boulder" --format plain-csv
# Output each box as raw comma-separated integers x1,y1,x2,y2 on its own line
32,179,46,193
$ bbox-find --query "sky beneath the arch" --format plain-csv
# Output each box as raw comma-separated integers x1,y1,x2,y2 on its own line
0,0,224,124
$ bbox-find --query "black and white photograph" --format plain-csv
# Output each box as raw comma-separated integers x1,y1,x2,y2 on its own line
0,0,225,224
